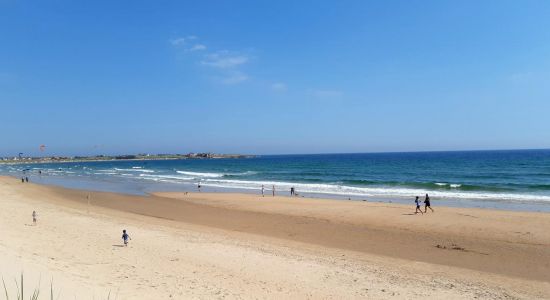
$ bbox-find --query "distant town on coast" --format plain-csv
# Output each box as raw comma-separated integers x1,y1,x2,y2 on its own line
0,152,255,164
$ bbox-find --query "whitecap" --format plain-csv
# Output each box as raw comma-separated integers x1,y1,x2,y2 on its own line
176,171,224,178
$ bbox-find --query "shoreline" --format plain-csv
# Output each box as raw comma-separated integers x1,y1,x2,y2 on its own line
7,173,550,213
1,175,549,298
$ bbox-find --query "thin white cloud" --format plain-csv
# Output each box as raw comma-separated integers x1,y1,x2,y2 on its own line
271,82,287,92
170,37,253,84
221,72,248,85
201,51,249,68
189,44,207,51
170,37,187,46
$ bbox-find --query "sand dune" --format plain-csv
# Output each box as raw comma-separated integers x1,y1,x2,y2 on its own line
1,176,549,299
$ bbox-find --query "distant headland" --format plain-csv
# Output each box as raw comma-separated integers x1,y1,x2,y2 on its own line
0,153,255,164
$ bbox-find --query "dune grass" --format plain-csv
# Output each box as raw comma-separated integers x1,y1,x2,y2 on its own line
2,273,116,299
2,274,54,300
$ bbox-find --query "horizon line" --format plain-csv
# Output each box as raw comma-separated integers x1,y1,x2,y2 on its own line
2,147,550,159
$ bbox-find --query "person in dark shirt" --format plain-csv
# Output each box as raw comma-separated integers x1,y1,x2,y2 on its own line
424,194,434,213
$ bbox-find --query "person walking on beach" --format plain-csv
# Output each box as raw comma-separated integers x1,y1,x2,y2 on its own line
261,185,265,197
414,196,423,214
21,177,25,183
25,176,29,182
122,229,131,246
32,210,37,225
424,193,434,213
272,185,275,197
197,182,202,192
290,187,295,196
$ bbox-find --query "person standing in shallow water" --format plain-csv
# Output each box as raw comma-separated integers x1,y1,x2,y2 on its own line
261,185,264,197
424,193,434,213
272,185,275,197
415,196,423,214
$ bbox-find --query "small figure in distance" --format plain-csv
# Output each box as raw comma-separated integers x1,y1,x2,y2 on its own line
272,185,275,197
414,196,423,214
122,229,131,246
424,193,434,213
25,177,29,182
261,185,264,197
198,182,201,192
21,177,25,183
32,210,37,225
290,187,295,196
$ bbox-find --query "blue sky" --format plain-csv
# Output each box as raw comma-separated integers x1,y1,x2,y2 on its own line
1,1,550,156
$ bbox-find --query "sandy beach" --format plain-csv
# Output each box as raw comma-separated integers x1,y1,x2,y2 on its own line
1,175,549,299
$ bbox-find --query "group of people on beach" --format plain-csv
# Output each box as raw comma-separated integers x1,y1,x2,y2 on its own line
260,185,298,197
415,194,434,214
21,177,29,183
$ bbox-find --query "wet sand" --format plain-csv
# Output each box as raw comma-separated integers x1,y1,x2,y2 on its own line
1,176,549,299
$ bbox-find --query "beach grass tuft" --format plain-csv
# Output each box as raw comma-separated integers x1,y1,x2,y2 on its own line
1,273,54,300
2,273,116,299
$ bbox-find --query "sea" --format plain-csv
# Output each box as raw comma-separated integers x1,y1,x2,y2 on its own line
2,149,550,212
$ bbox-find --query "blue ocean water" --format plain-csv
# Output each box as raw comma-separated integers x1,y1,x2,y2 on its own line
2,150,550,211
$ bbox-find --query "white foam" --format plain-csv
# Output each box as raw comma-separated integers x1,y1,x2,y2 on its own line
197,178,550,202
176,171,224,178
139,174,195,181
114,168,155,173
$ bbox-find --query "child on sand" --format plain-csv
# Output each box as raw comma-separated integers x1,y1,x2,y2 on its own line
32,210,37,225
122,229,131,246
414,196,423,214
